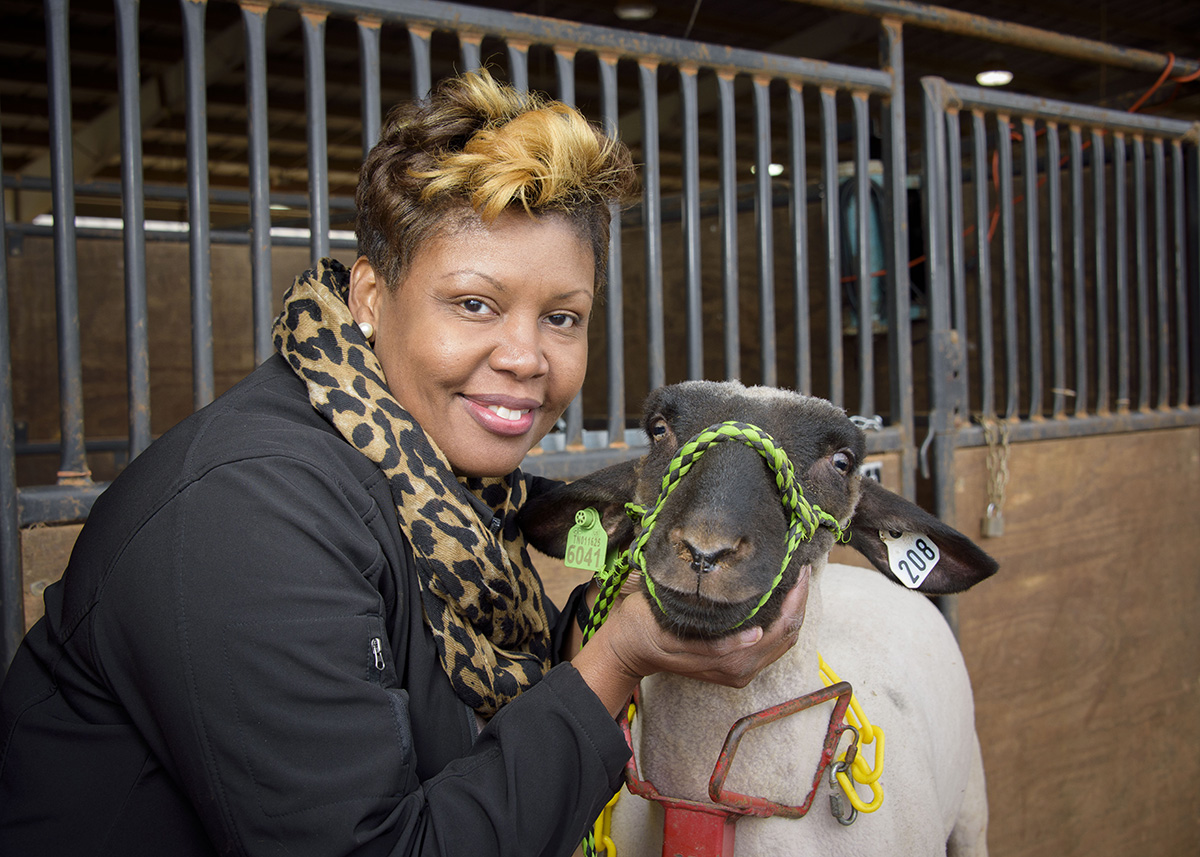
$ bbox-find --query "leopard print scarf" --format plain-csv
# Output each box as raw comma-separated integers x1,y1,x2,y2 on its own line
273,258,553,717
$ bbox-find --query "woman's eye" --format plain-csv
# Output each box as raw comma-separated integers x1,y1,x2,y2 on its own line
545,312,580,329
460,298,489,315
832,450,855,474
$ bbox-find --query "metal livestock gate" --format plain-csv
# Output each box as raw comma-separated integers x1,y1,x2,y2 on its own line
2,0,1199,766
3,0,927,663
3,1,1200,855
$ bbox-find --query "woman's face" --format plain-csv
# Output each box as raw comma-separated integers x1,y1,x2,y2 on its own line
349,211,594,478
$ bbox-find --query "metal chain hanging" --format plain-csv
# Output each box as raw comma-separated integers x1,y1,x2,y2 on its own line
978,416,1010,538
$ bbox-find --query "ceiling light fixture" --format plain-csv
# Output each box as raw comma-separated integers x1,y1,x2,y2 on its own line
976,69,1014,87
615,3,657,22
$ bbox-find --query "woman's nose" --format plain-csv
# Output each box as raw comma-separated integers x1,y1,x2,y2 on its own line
488,321,549,378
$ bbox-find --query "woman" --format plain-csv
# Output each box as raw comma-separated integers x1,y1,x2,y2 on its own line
0,71,804,856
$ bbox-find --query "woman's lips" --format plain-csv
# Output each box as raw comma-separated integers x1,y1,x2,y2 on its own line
462,395,539,437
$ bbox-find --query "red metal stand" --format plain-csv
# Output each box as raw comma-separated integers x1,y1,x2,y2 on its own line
620,681,857,857
662,804,737,857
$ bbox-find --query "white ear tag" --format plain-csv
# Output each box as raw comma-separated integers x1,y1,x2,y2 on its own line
879,530,940,589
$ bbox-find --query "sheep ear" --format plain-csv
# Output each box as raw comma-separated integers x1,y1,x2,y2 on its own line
845,477,999,593
518,458,642,559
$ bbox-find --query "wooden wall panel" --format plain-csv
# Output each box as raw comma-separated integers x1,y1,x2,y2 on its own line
953,427,1200,857
20,523,82,632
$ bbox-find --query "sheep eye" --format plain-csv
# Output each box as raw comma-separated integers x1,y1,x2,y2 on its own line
648,417,669,442
832,450,856,474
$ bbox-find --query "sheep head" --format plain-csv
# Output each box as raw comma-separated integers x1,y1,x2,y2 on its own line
519,381,998,639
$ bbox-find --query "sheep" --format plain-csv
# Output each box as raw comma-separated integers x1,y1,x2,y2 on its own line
519,380,998,857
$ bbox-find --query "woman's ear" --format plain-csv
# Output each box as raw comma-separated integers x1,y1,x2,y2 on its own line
348,256,381,328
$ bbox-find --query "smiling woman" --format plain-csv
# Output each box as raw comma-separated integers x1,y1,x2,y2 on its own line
1,70,811,857
349,213,595,478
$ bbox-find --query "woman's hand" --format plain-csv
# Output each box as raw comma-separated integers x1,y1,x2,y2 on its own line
570,572,809,718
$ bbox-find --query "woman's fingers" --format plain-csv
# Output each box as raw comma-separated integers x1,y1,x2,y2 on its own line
605,569,811,688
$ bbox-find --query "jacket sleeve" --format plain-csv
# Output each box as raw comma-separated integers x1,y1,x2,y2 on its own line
91,452,629,857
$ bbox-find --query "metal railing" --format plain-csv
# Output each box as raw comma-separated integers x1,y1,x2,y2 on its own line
5,0,918,488
920,76,1200,563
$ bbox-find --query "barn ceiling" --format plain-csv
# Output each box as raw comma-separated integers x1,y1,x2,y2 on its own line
1,0,1197,229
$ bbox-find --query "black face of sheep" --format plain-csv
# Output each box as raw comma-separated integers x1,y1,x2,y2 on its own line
519,381,999,639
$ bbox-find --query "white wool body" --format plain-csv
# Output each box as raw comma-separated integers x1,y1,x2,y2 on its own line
610,561,988,857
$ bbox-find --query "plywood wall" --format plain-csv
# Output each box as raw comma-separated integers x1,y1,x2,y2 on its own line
953,426,1200,857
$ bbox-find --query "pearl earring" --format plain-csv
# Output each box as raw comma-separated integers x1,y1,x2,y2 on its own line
358,321,375,342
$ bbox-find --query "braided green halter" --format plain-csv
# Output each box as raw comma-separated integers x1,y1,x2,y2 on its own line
581,420,847,642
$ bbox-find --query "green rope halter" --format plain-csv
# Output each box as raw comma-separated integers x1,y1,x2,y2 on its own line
581,420,847,642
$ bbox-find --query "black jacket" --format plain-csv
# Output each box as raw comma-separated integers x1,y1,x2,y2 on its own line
0,355,628,857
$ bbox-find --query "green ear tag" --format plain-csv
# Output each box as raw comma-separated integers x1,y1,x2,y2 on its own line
564,507,607,574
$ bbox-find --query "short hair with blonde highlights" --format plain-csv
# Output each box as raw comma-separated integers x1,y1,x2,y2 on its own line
355,69,637,291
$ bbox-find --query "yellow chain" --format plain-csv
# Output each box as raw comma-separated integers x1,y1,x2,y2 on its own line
592,790,621,856
819,655,885,813
592,702,635,856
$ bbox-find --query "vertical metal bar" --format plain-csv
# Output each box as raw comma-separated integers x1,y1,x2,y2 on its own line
506,41,529,93
972,111,995,418
1047,123,1066,418
753,76,777,389
554,49,576,107
1069,125,1087,416
243,2,274,367
920,76,960,637
1191,144,1200,404
1152,138,1168,410
116,0,151,455
1192,144,1200,404
1092,130,1110,414
1172,141,1188,407
945,108,966,406
460,34,483,73
997,114,1019,419
1021,117,1042,419
922,80,950,335
408,26,433,100
719,72,741,382
879,20,914,500
853,91,874,418
555,49,584,450
680,65,703,380
640,60,665,393
357,17,383,158
600,55,626,445
0,100,24,673
302,10,330,265
820,87,842,406
181,0,214,410
1132,136,1150,410
1114,133,1130,411
788,82,809,394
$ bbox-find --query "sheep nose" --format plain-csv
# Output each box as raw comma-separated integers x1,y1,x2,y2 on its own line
681,539,737,574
